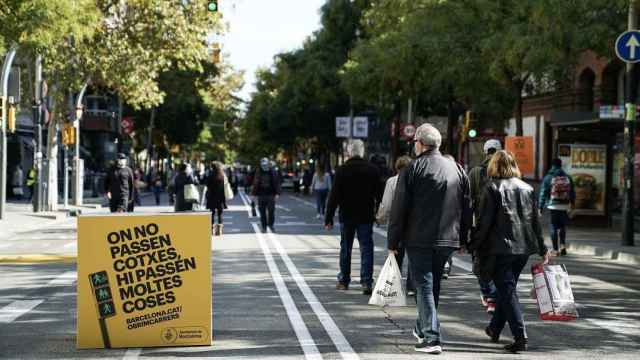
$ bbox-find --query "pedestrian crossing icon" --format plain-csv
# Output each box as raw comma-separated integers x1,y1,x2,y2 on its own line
88,270,115,348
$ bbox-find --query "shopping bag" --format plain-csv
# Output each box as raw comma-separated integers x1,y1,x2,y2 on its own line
531,262,578,321
369,254,406,307
224,177,234,201
184,184,200,203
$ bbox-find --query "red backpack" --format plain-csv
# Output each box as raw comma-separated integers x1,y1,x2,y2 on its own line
550,175,571,202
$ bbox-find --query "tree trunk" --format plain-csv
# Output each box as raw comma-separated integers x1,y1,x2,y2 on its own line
391,101,402,164
446,86,457,158
514,80,525,137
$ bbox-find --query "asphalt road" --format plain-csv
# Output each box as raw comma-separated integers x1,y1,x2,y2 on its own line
0,191,639,359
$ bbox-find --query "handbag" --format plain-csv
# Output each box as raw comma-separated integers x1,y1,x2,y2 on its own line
224,178,234,201
368,254,407,307
184,184,200,203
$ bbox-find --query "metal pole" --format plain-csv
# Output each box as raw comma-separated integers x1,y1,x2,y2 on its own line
624,0,637,247
73,82,88,206
63,146,68,209
34,55,43,212
0,45,18,220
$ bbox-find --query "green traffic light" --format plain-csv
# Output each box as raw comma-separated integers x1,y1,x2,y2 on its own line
208,1,218,12
468,129,477,138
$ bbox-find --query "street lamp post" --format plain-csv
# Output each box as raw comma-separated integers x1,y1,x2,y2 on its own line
73,82,88,206
624,0,637,247
0,45,18,220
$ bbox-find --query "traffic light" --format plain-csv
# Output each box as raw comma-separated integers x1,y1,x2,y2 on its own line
61,122,76,146
461,110,477,142
7,103,16,133
207,0,218,12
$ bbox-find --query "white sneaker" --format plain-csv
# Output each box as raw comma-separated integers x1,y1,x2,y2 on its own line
412,329,424,344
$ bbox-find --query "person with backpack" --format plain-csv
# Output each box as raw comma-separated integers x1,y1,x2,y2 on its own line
539,158,576,256
468,139,501,314
252,158,281,232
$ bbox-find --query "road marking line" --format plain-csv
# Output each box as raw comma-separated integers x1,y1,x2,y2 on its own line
289,196,316,208
267,230,360,360
122,348,142,360
276,205,292,212
48,271,77,286
252,223,322,360
238,191,255,218
0,300,44,323
280,216,298,219
63,242,77,248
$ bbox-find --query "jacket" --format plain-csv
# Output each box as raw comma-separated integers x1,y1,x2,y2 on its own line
105,165,134,211
388,150,471,250
174,172,199,212
376,175,398,225
468,158,490,222
539,166,575,211
471,177,547,256
251,169,281,196
206,175,226,210
325,157,383,225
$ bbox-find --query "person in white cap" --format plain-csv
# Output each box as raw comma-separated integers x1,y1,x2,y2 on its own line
467,139,501,314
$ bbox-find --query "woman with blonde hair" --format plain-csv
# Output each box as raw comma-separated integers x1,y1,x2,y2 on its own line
470,150,549,353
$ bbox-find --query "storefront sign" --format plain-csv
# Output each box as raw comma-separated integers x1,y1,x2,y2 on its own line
558,144,607,216
77,213,212,349
506,136,534,177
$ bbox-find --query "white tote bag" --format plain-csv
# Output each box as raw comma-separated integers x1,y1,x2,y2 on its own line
224,177,234,201
369,254,407,307
184,184,200,203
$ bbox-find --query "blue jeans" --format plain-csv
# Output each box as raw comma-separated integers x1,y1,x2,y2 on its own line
550,210,569,251
338,223,374,287
407,247,455,343
489,254,529,340
315,189,329,215
479,278,498,301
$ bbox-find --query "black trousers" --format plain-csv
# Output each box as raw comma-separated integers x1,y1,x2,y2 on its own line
258,195,276,229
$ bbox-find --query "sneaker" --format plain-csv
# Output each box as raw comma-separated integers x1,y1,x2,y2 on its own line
407,290,416,297
486,302,496,314
336,283,349,291
442,273,449,280
480,295,489,307
560,248,567,256
415,341,442,354
362,285,373,295
412,328,424,344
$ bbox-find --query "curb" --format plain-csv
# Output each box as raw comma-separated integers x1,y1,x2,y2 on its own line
567,243,640,265
0,254,76,264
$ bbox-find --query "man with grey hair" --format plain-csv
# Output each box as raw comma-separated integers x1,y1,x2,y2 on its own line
388,124,471,354
325,139,383,295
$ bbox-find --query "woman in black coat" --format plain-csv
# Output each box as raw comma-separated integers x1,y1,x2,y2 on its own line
470,151,549,353
206,162,226,234
174,163,199,212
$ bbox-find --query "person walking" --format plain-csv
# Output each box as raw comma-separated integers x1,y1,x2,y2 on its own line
206,162,227,236
105,154,135,213
152,175,163,205
174,163,199,212
387,124,471,355
470,150,549,353
11,165,24,200
251,158,281,232
26,166,36,201
468,139,501,313
539,158,575,256
325,139,383,295
376,155,414,295
311,164,331,219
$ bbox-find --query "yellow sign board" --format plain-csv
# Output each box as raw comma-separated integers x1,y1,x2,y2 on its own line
77,213,212,349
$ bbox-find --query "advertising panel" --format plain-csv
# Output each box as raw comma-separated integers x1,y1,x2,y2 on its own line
506,136,535,177
558,144,607,215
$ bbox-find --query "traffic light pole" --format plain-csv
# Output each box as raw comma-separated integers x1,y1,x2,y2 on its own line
0,45,17,220
624,1,637,247
34,55,43,213
73,82,88,206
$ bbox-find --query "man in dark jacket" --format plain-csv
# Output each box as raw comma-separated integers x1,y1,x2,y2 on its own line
468,139,501,313
252,158,281,232
325,139,383,295
105,153,135,213
388,124,471,355
539,158,575,256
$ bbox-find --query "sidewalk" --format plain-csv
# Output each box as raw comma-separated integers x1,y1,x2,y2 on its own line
560,226,640,265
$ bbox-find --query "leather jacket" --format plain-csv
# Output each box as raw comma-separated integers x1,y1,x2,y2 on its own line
387,149,471,250
471,177,547,256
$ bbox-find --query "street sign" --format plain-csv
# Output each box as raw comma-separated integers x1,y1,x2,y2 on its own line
335,117,351,138
77,213,212,349
352,117,369,138
615,30,640,63
401,124,416,140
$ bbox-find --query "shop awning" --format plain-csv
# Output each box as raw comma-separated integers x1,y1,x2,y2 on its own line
550,111,624,127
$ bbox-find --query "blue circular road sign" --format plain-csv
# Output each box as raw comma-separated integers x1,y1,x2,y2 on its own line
616,31,640,63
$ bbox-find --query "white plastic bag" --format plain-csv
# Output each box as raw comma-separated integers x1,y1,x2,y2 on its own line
224,177,234,201
369,254,407,307
531,262,578,321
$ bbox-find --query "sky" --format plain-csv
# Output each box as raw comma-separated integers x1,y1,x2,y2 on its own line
219,0,326,102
